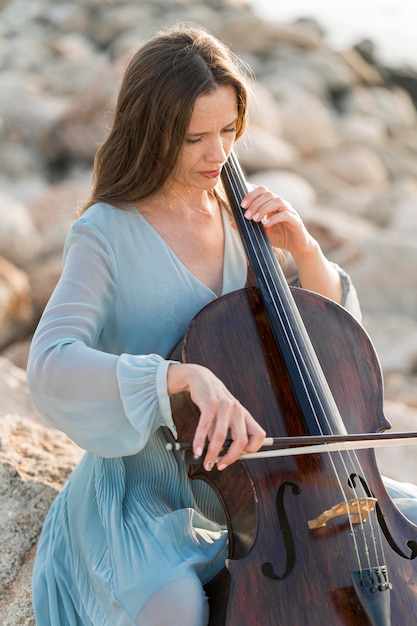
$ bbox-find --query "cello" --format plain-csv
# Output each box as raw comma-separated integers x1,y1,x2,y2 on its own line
168,151,417,625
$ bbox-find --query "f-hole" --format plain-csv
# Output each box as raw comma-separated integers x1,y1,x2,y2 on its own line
350,473,417,560
261,481,301,581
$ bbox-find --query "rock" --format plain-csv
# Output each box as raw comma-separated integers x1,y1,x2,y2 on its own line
317,144,388,186
2,338,32,371
0,257,33,351
362,313,417,373
236,126,299,173
279,45,360,95
44,3,90,34
219,12,283,56
0,462,57,591
291,157,356,204
337,111,387,146
0,0,50,33
276,88,340,155
384,64,417,109
343,85,417,134
0,413,83,624
0,543,36,626
0,350,83,621
88,4,153,48
337,48,383,86
247,81,283,136
296,204,378,254
0,356,37,421
27,179,88,255
0,413,83,488
0,72,67,181
248,168,317,209
384,372,417,409
51,59,119,162
335,231,417,319
0,194,42,267
264,18,326,51
384,178,417,233
0,72,67,148
375,139,417,182
27,253,63,325
0,463,55,626
376,400,417,483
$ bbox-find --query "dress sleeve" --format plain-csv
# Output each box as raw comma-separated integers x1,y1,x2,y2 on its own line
334,263,363,322
26,223,177,458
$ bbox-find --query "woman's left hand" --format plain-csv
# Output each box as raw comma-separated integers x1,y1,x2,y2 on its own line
237,184,344,304
240,185,315,257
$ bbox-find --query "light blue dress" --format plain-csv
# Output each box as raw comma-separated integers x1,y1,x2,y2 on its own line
28,202,248,625
27,201,410,625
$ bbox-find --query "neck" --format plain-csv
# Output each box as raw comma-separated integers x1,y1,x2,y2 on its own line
141,186,218,219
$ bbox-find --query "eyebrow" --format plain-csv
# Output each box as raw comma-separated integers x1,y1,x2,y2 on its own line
187,118,238,137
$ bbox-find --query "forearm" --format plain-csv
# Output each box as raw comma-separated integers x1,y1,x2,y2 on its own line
292,240,343,304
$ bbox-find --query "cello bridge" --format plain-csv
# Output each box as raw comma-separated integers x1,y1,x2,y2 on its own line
308,497,377,530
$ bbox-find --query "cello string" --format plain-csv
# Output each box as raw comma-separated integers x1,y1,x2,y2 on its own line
222,154,386,573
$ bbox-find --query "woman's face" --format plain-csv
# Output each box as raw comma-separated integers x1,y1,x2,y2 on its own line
172,85,239,193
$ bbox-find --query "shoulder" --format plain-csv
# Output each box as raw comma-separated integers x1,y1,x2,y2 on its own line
75,202,138,234
68,203,141,247
63,203,140,267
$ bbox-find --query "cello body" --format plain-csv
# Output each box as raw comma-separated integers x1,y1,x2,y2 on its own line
170,285,417,625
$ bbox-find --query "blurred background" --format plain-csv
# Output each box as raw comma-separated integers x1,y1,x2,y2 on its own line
251,0,417,65
1,1,417,621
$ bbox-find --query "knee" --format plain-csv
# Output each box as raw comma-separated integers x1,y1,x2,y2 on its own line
136,576,209,626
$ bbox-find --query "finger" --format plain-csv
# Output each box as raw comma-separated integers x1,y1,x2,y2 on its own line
240,185,268,209
243,195,290,223
193,402,231,471
202,417,231,472
242,193,275,219
263,210,293,227
216,415,265,471
192,411,213,460
244,419,267,453
214,408,258,470
198,401,246,471
215,424,248,471
206,437,230,472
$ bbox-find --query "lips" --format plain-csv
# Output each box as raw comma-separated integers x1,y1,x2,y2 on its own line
201,169,221,178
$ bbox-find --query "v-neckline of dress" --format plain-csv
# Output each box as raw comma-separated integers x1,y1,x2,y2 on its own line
135,206,232,297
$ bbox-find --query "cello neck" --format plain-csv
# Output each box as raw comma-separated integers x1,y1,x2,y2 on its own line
221,151,346,437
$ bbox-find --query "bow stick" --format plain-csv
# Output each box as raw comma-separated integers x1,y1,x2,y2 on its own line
166,431,417,461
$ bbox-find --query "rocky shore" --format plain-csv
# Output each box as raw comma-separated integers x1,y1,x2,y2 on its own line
2,0,417,622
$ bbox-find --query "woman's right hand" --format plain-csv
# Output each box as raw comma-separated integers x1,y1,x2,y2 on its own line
167,363,266,472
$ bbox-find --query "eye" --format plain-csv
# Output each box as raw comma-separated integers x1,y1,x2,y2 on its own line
186,137,202,144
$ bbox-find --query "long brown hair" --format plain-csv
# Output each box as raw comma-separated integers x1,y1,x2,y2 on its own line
80,23,253,213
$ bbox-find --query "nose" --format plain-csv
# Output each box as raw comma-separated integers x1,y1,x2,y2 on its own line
207,135,228,163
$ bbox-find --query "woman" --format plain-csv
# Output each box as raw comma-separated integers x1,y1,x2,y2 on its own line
27,24,374,625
